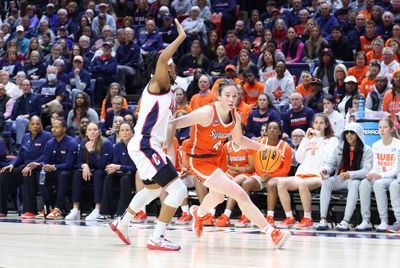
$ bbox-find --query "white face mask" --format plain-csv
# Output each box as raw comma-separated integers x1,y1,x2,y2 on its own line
47,73,57,81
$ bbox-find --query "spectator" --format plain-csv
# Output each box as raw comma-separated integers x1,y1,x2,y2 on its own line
305,77,328,113
0,83,13,120
0,49,24,78
137,19,164,56
316,3,339,39
234,19,249,41
281,92,315,138
380,47,400,81
337,75,359,116
323,94,345,139
385,23,400,47
211,0,237,35
383,68,400,128
177,40,209,77
234,85,253,126
90,41,118,104
332,64,348,98
37,118,76,220
313,48,337,94
116,27,141,95
316,122,373,231
211,64,241,93
181,6,207,43
40,3,59,31
366,38,384,64
196,0,212,21
66,122,113,221
348,51,370,84
0,70,20,100
245,94,281,139
242,70,265,107
171,0,192,16
280,27,304,64
91,3,116,36
294,9,310,37
347,14,366,51
359,20,381,54
285,0,303,27
67,92,99,135
102,96,131,137
14,25,29,56
302,25,329,63
24,51,46,80
107,116,125,145
159,14,179,45
377,11,394,41
360,59,381,97
174,87,192,115
208,44,231,76
189,75,217,111
329,26,354,61
224,30,242,60
68,55,91,106
366,74,390,111
296,70,313,98
236,49,258,79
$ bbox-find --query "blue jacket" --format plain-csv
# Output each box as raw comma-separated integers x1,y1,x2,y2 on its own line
316,15,339,40
212,0,237,16
282,106,315,136
246,108,281,139
11,92,42,120
116,42,141,68
102,109,131,136
77,138,113,170
113,140,136,173
12,131,53,166
0,139,7,167
67,69,91,91
137,32,163,54
90,54,117,81
42,135,77,170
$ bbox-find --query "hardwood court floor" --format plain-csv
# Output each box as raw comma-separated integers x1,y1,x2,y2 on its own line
0,217,400,268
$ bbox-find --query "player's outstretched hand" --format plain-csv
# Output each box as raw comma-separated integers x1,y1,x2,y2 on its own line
175,19,186,38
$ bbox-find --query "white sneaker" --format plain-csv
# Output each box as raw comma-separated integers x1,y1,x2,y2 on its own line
65,208,81,220
355,221,373,231
109,218,130,245
376,221,389,232
85,208,100,221
336,220,350,231
146,236,181,251
315,220,329,230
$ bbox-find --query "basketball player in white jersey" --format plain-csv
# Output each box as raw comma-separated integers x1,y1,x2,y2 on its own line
109,19,187,251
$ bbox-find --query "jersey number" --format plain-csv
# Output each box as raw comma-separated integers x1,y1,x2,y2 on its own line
213,141,222,151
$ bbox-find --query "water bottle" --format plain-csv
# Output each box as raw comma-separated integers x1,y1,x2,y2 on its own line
358,95,365,119
39,169,46,185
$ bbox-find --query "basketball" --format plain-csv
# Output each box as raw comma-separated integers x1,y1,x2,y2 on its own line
254,146,282,174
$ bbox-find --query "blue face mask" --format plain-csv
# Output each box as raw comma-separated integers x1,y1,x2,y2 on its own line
47,73,57,81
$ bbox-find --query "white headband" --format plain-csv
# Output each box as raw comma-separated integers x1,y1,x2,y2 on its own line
168,58,174,65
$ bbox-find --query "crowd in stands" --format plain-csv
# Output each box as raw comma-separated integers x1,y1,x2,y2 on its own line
0,0,399,232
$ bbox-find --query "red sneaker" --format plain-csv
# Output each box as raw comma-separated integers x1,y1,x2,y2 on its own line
234,215,250,228
266,215,275,227
131,210,147,223
35,210,46,219
271,229,291,249
276,217,296,229
203,213,215,226
295,217,313,229
147,236,181,251
176,212,192,225
190,205,204,238
109,218,131,245
214,214,230,227
21,212,36,219
46,208,63,220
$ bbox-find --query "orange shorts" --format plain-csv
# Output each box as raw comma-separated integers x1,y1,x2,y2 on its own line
296,174,322,179
186,153,227,184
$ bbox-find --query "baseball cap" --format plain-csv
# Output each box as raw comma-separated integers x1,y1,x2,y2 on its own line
344,75,357,84
311,77,322,85
225,64,236,71
47,3,55,8
73,55,83,62
16,25,24,32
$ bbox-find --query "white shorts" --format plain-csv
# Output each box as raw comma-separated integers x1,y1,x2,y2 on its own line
181,174,196,188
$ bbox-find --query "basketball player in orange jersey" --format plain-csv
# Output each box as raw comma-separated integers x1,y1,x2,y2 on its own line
167,80,291,249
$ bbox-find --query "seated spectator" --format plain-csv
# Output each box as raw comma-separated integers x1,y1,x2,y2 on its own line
234,85,253,126
24,51,46,80
323,94,345,139
174,110,191,145
177,40,210,77
174,87,192,115
54,58,69,85
196,0,212,21
348,51,370,85
385,23,400,47
0,116,52,218
159,14,179,46
14,25,30,56
102,96,131,136
380,47,400,81
236,48,258,79
305,77,328,113
264,61,295,112
211,64,241,93
302,25,329,63
211,0,237,35
100,83,129,122
91,4,116,38
67,92,99,135
37,118,76,220
186,68,206,99
39,31,54,57
0,83,13,120
294,9,310,37
358,20,381,54
366,74,389,111
356,118,400,232
44,44,64,67
289,128,306,174
272,19,288,47
108,116,125,145
208,44,231,76
0,49,24,78
316,122,373,231
337,75,359,116
280,27,304,64
260,39,285,66
312,48,337,94
389,38,400,61
383,68,400,128
137,19,164,55
133,0,151,27
90,41,117,104
116,27,141,95
66,44,90,74
0,69,20,100
281,92,315,138
181,6,207,43
66,122,113,221
224,30,242,60
276,113,338,229
296,70,312,98
100,122,136,219
204,30,220,61
189,75,217,111
11,79,42,146
242,70,265,107
246,94,281,139
366,38,384,64
299,18,316,43
172,0,192,16
68,56,91,106
329,26,354,62
316,3,339,39
360,59,381,97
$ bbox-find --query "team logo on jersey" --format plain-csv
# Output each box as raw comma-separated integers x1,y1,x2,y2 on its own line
210,129,230,140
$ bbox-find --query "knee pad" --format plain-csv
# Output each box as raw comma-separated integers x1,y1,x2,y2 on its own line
129,187,162,212
163,179,187,208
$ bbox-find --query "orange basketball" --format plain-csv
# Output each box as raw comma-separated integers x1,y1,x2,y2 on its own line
254,146,282,174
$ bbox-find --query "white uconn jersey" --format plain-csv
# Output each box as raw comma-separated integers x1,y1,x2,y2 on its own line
131,83,174,151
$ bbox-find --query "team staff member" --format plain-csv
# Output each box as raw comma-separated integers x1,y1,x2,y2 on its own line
100,122,136,219
66,122,113,221
0,116,52,218
37,119,77,220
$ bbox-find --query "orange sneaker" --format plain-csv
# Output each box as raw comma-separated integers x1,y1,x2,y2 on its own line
21,212,36,219
271,229,291,249
175,212,192,225
214,214,230,227
46,208,63,220
234,215,250,228
276,217,296,229
189,205,204,238
35,210,46,219
295,217,313,229
131,210,147,223
266,215,275,227
203,213,215,226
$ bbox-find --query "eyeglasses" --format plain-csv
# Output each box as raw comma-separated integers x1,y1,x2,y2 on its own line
376,79,386,83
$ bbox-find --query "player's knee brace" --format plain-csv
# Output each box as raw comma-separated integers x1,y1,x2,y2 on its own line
163,179,188,208
129,187,162,212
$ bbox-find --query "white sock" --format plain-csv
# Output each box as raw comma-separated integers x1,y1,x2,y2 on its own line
224,209,232,218
152,221,167,240
320,218,327,223
120,210,135,227
261,224,273,235
181,205,189,214
209,208,216,216
285,211,293,218
304,212,312,219
267,211,274,217
197,207,207,217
